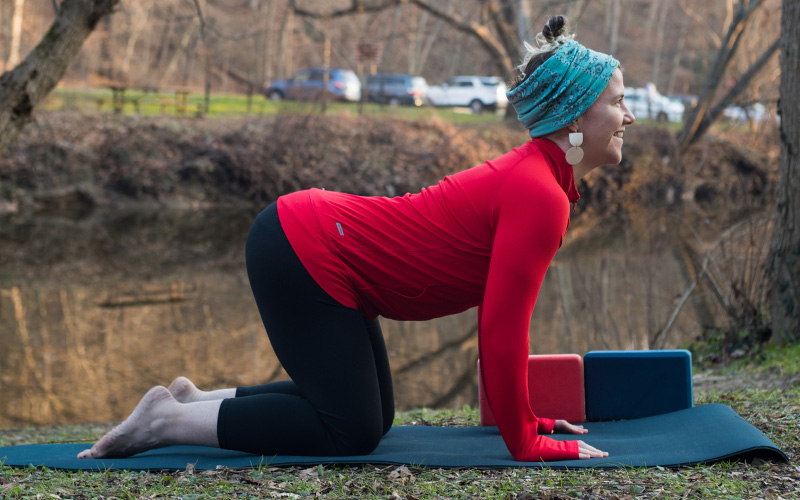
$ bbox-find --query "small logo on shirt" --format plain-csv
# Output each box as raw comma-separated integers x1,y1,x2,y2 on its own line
336,222,344,236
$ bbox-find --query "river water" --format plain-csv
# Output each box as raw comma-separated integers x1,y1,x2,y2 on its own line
0,203,771,428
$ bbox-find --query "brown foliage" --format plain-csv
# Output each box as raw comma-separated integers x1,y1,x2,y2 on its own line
0,111,776,217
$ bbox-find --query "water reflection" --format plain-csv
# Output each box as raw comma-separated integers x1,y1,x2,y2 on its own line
0,204,766,428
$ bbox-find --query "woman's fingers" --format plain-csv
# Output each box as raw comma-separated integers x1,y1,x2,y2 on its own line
577,440,609,459
554,419,589,435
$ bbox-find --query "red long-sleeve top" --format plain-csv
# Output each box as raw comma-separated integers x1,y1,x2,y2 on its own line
277,138,581,461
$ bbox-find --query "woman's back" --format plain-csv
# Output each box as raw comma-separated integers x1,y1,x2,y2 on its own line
278,139,579,320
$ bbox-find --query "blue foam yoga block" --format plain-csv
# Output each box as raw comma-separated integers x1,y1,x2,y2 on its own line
584,350,693,421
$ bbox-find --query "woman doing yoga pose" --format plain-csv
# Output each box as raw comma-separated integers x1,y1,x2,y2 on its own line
78,15,634,463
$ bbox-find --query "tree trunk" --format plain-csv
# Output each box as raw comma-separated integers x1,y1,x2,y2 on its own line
666,14,689,95
260,0,276,83
767,0,800,344
516,0,531,46
151,5,175,77
6,0,25,70
408,9,428,75
650,0,667,87
413,2,449,77
0,0,120,156
156,17,198,87
607,0,620,55
281,7,294,77
1,3,7,67
119,0,152,79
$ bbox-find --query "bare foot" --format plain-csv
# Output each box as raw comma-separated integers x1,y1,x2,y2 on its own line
168,376,235,402
77,386,177,459
168,376,201,403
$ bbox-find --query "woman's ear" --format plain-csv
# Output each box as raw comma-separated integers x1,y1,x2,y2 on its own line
567,120,581,133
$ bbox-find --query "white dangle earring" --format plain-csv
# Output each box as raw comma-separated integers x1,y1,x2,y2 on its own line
565,132,584,166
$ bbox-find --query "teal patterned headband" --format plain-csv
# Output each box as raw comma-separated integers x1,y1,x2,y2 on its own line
507,40,619,138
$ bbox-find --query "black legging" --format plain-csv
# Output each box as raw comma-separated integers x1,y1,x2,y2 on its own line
216,202,394,456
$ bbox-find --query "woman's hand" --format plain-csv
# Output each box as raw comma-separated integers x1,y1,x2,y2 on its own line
553,420,609,459
576,440,608,459
553,419,588,435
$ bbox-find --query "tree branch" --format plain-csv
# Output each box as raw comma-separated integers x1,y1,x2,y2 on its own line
681,36,780,150
0,0,121,155
677,0,766,152
288,0,516,78
288,0,406,19
485,0,521,66
707,38,780,120
191,0,206,40
410,0,513,76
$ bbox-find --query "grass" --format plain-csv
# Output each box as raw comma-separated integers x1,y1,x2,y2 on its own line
1,348,798,499
43,86,683,128
724,342,800,376
690,332,800,378
43,86,511,125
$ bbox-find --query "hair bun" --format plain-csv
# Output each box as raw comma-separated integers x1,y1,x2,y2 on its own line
542,16,567,43
512,14,574,86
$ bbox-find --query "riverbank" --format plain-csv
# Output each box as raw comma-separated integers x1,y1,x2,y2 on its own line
1,348,797,499
0,110,778,218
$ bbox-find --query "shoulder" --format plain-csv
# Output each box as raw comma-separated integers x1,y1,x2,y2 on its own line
498,149,570,209
491,147,571,234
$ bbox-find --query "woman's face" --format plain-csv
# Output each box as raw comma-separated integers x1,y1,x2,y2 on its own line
576,69,635,168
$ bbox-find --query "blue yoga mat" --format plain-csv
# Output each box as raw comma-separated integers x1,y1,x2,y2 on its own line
0,404,786,471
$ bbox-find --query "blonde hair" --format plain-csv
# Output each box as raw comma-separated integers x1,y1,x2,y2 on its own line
517,32,575,74
515,15,575,80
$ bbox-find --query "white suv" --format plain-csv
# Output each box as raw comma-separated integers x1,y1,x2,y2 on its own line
427,76,508,113
624,87,685,123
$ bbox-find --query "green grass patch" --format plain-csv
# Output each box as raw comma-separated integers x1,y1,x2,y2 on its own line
42,86,688,132
689,332,800,377
746,343,800,375
43,86,511,125
1,382,797,499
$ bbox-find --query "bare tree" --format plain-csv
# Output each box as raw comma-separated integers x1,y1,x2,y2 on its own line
408,3,452,76
0,0,120,155
155,16,198,87
606,0,621,55
676,0,779,153
118,0,153,80
286,0,531,82
766,0,800,345
5,0,25,71
649,0,667,85
260,0,277,83
665,12,689,95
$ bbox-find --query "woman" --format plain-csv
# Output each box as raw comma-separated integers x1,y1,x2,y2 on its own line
78,16,634,463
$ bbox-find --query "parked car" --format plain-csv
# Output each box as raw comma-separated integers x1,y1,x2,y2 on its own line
624,86,685,122
722,102,774,123
427,76,508,113
366,73,429,106
264,68,361,102
667,94,698,110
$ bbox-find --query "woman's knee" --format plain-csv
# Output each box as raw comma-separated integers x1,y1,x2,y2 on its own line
382,408,394,436
330,415,384,455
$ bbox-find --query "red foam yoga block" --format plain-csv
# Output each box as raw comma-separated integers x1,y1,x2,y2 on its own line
478,354,585,426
